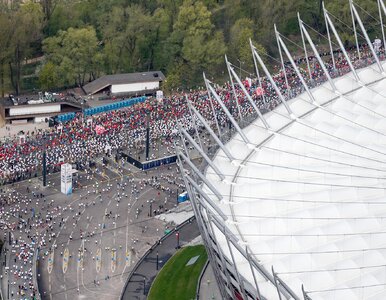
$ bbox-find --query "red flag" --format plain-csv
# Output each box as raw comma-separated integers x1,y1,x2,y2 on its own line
95,125,106,135
255,87,264,96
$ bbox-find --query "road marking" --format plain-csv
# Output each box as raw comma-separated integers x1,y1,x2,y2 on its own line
111,248,117,273
47,250,54,274
62,248,69,274
96,248,102,273
125,250,131,267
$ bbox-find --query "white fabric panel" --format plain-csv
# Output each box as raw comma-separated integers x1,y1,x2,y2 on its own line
202,63,386,299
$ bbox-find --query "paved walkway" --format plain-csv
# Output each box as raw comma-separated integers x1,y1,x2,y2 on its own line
199,263,222,300
121,217,200,300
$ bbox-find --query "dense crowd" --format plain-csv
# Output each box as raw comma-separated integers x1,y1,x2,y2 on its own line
0,44,384,183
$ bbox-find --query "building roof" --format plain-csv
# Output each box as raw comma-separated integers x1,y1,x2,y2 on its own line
83,71,165,95
202,61,386,300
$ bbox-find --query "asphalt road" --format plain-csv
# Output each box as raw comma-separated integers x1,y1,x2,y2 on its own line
0,156,187,300
121,217,200,300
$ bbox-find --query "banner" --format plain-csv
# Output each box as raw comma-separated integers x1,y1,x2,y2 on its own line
61,163,72,195
156,90,164,102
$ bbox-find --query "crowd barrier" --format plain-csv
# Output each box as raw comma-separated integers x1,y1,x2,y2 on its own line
119,216,196,300
122,153,177,170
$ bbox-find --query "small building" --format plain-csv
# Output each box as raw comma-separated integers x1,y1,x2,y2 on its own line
0,96,82,124
82,71,165,97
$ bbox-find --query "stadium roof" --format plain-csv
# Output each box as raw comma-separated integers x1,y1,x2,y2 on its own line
200,61,386,299
83,71,165,95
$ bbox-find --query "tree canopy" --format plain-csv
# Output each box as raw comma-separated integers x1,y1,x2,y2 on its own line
0,0,383,95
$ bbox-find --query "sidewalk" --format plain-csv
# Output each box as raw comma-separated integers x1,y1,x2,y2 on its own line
120,217,200,299
198,263,222,300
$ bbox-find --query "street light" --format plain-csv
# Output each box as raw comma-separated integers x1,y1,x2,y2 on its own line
143,277,146,295
147,199,154,217
156,251,159,270
176,231,180,249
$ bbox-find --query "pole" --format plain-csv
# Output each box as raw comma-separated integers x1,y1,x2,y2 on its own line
379,0,386,52
145,113,150,160
323,1,336,71
143,277,146,295
42,150,47,187
350,0,361,59
176,231,180,249
149,201,152,217
156,251,159,270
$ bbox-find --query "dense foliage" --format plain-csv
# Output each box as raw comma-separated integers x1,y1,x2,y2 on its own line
0,0,382,95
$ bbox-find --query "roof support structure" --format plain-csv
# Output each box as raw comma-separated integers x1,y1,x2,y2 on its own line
250,40,294,116
274,28,316,103
323,4,336,71
205,77,251,146
298,13,313,82
225,56,243,121
187,101,235,162
179,128,226,182
298,14,338,92
350,0,361,59
177,149,223,201
379,0,386,52
226,58,271,129
350,0,385,74
203,73,222,138
323,2,361,82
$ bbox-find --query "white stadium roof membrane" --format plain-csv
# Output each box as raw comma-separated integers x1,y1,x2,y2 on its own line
201,61,386,299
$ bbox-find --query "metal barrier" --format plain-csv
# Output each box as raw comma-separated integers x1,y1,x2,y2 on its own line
119,216,196,300
195,260,209,300
121,153,177,170
32,248,41,300
0,243,6,300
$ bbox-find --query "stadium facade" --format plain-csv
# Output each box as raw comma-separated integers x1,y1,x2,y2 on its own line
177,2,386,299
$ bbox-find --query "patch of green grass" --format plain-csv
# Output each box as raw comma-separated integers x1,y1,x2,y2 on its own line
148,245,208,300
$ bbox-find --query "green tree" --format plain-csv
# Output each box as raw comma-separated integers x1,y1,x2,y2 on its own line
42,26,100,87
0,11,13,97
8,1,44,95
166,0,226,88
39,61,59,90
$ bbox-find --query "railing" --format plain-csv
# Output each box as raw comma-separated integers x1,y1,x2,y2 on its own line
195,260,210,300
32,248,41,300
119,216,196,300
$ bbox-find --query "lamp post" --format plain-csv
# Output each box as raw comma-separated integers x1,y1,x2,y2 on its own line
145,112,150,160
156,251,159,270
143,277,146,295
176,231,180,249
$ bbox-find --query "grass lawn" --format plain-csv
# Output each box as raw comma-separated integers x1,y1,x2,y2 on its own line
148,245,208,300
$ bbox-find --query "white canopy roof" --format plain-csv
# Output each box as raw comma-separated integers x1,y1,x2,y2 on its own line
203,61,386,299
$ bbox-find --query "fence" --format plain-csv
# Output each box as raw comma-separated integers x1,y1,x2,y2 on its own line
119,216,196,300
122,153,177,170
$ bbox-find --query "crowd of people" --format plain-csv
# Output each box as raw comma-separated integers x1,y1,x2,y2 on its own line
0,42,383,299
0,44,384,183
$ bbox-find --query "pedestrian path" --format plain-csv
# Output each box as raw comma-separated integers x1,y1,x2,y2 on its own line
120,217,199,300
